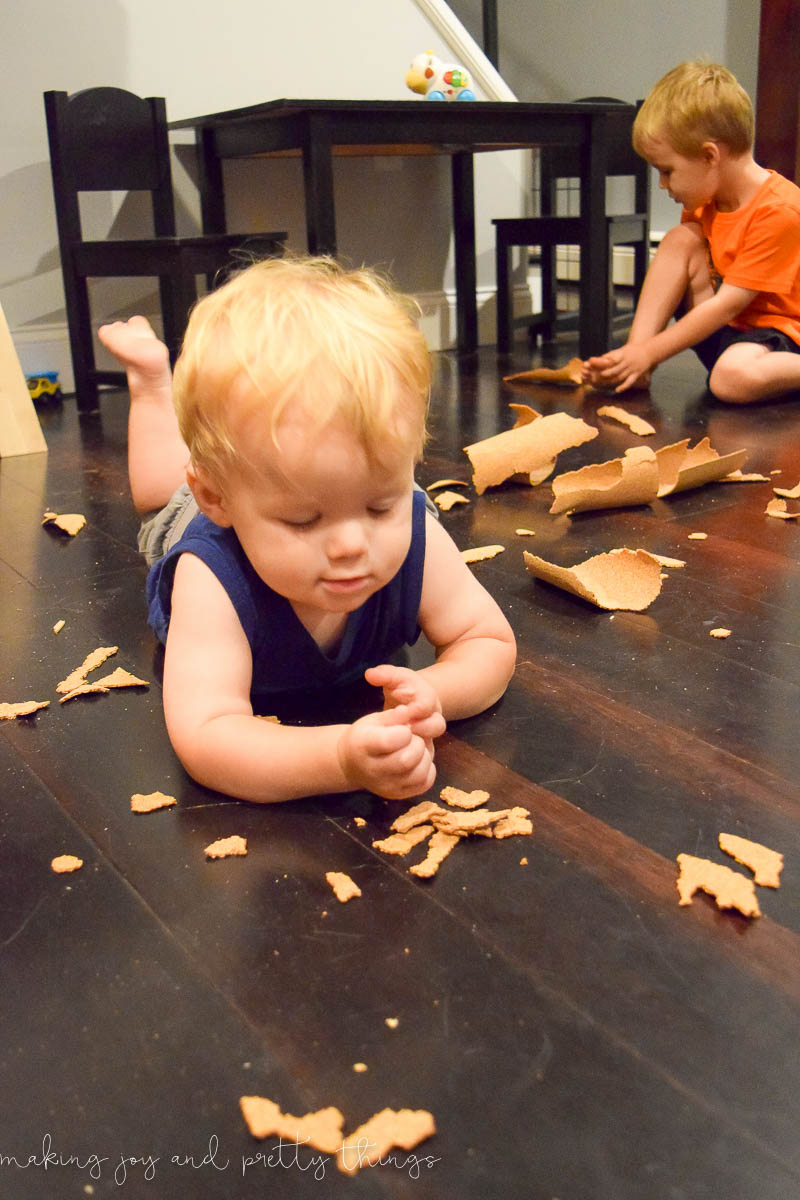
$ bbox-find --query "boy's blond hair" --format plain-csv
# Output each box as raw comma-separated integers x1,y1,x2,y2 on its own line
633,59,754,158
173,256,431,483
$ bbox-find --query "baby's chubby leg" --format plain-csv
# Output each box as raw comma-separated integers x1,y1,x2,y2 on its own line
97,317,190,514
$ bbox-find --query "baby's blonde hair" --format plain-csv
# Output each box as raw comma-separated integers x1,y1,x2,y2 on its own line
173,255,431,483
633,59,754,158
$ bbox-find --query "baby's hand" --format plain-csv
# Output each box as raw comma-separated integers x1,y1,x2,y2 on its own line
97,316,171,385
338,706,436,800
364,664,446,744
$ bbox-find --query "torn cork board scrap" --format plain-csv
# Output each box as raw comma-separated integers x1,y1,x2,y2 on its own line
524,548,664,611
463,407,597,494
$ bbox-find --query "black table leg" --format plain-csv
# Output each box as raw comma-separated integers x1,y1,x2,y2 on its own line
302,115,337,256
579,111,611,359
452,151,478,353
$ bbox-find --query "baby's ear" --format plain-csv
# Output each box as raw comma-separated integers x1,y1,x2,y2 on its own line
186,463,233,528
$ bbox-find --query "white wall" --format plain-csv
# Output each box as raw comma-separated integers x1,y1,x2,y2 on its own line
2,0,526,384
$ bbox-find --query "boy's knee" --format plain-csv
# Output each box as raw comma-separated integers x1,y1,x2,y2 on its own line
708,355,757,404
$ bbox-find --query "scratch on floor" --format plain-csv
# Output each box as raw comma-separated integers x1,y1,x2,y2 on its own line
0,895,47,952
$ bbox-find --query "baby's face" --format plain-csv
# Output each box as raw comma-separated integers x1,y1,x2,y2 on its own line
217,408,416,623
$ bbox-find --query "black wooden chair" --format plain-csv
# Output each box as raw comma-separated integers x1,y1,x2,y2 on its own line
493,100,650,355
44,87,287,412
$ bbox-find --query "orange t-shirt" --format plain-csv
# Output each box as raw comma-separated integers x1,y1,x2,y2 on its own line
682,170,800,345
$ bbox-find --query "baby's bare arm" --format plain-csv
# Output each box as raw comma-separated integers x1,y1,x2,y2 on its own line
163,555,436,802
413,515,516,720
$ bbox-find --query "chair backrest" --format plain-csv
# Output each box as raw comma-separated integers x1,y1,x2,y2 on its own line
540,99,648,215
44,87,177,245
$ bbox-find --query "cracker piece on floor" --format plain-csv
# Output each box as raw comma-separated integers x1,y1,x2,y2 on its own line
338,1108,436,1175
426,479,468,492
205,835,247,860
42,510,86,536
434,489,469,511
524,547,663,612
649,553,686,568
491,810,534,839
432,805,531,838
131,790,178,814
596,405,656,436
766,497,800,520
409,831,461,878
56,646,118,694
59,666,150,703
440,786,490,810
462,544,505,563
687,532,708,540
52,619,65,635
239,1097,344,1155
51,854,83,873
464,411,597,494
655,438,748,497
391,800,447,834
675,853,761,918
720,471,771,483
550,446,659,515
709,628,731,639
718,833,783,888
373,825,434,856
773,479,800,499
0,700,50,720
515,528,536,536
326,871,361,902
503,357,585,386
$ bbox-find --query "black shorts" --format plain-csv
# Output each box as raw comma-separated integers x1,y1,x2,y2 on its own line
693,324,800,375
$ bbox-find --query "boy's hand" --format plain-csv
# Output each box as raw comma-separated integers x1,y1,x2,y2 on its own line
583,345,653,392
337,706,436,799
97,315,171,385
364,664,446,744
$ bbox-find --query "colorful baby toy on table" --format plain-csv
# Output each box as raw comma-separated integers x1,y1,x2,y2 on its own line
405,51,476,101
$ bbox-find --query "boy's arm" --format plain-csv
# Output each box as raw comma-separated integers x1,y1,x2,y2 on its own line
588,282,757,392
163,554,436,803
393,513,517,721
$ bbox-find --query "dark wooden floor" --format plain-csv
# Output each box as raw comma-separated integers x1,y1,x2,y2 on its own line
2,329,800,1199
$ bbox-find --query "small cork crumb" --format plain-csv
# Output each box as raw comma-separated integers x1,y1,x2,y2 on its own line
240,1097,344,1154
353,816,367,828
434,490,469,511
337,1108,436,1176
426,478,469,492
520,857,528,866
676,853,760,918
56,646,118,695
718,833,783,888
385,1017,399,1029
596,405,656,436
773,479,800,498
765,497,800,520
42,510,86,536
461,544,505,563
52,619,65,635
372,825,434,856
515,528,536,536
352,1063,368,1073
131,790,177,814
409,831,461,878
51,854,83,874
688,532,708,541
709,628,731,639
205,835,247,860
0,700,50,720
440,786,491,810
326,871,361,902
